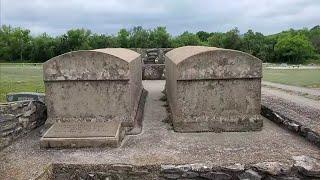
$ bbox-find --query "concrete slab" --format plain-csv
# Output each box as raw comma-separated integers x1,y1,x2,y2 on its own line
0,81,319,179
40,122,123,148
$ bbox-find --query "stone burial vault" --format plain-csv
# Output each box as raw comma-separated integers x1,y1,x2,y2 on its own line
40,48,144,148
165,46,263,132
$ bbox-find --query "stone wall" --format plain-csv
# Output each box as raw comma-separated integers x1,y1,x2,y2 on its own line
40,157,320,179
130,48,173,80
0,101,47,150
261,105,320,148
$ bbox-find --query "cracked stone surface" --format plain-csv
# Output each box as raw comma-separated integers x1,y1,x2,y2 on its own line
0,80,319,179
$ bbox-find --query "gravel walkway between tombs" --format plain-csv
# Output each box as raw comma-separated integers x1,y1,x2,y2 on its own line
262,86,320,134
1,80,320,179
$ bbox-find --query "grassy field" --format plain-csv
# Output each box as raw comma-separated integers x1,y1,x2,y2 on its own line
1,63,320,102
263,69,320,88
0,63,44,102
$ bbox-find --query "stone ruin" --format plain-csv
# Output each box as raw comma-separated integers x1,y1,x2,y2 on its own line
1,46,320,179
165,46,263,132
40,48,144,148
131,48,173,80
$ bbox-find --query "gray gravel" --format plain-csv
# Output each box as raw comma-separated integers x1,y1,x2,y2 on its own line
1,80,319,179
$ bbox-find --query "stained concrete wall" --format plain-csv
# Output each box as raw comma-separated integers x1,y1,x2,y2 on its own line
43,48,142,127
165,46,263,132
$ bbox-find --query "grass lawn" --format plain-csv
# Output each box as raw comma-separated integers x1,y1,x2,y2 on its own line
263,68,320,88
0,63,44,102
1,63,320,102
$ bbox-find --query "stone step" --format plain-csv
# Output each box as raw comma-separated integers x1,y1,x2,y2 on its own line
40,121,124,148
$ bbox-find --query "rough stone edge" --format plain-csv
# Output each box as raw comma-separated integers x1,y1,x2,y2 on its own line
37,159,320,179
261,105,320,148
142,64,165,80
126,88,148,135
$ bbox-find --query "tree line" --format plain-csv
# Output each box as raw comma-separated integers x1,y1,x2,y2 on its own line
0,25,319,64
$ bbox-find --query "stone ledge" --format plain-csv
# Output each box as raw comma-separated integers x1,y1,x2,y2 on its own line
38,157,320,179
261,105,320,148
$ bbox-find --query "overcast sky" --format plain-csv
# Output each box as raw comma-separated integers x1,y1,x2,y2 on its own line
1,0,320,36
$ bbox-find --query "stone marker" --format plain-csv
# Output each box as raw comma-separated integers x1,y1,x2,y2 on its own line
40,121,124,148
41,48,143,148
6,92,45,103
165,46,263,132
43,48,142,128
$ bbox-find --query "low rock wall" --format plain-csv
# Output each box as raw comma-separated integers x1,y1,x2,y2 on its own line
40,156,320,179
0,101,47,150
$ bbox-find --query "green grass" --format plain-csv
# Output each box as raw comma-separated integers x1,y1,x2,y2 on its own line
1,63,320,102
0,63,44,102
263,69,320,88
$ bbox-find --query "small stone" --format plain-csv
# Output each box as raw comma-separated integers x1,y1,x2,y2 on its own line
238,169,262,180
181,171,199,178
226,163,245,172
252,162,289,175
306,131,320,145
162,173,181,179
161,165,183,174
200,172,232,180
293,155,320,177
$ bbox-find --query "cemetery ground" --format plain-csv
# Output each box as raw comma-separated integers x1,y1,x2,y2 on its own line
1,63,320,102
1,80,320,179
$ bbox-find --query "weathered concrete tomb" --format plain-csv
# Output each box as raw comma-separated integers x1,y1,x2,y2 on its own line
41,48,143,148
165,46,263,132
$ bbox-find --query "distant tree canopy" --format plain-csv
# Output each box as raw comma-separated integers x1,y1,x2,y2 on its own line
0,25,319,63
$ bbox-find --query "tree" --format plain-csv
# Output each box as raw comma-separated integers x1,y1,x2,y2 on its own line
149,26,171,48
275,34,314,64
30,33,55,62
89,34,119,49
196,31,210,42
309,26,320,53
222,28,242,50
208,32,224,47
172,31,201,47
129,26,150,48
117,29,130,48
0,25,31,61
242,30,265,57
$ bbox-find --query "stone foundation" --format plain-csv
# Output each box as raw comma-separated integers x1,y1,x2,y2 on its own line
38,157,320,180
0,101,47,150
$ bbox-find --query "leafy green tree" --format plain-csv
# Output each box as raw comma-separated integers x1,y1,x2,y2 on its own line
149,26,171,48
222,28,242,50
89,34,119,49
208,32,224,47
242,30,265,57
30,33,55,62
172,31,201,47
275,34,314,64
129,26,150,48
117,29,130,48
196,31,211,42
309,26,320,53
0,25,31,61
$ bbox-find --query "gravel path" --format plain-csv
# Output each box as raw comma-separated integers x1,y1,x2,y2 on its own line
262,86,320,133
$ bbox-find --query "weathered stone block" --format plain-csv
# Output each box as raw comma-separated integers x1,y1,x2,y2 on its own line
6,92,45,103
165,46,263,132
43,48,143,128
40,122,124,148
142,64,165,80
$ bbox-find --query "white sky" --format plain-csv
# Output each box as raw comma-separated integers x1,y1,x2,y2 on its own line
1,0,319,36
